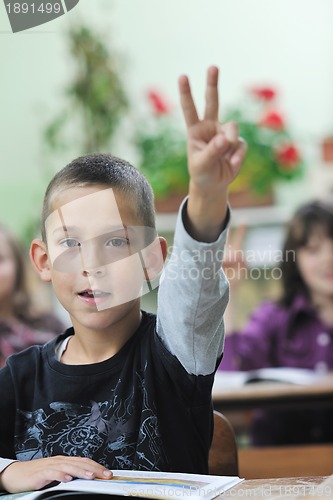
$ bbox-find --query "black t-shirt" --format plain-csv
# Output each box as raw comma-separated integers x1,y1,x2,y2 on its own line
0,311,214,473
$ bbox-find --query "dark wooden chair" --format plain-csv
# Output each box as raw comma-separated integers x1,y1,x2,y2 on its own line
208,410,239,476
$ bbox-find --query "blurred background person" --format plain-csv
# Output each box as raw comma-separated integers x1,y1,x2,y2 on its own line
0,223,64,368
220,199,333,446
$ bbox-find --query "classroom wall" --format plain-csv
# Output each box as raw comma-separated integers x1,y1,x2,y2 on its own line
1,0,333,238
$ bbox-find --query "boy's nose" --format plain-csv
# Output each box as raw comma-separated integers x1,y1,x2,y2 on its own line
79,241,108,277
82,267,107,278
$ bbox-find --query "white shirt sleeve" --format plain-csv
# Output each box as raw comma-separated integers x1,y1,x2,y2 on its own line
156,198,230,376
0,458,16,474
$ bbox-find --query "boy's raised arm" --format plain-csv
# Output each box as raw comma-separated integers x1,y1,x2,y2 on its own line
178,66,246,242
156,67,247,376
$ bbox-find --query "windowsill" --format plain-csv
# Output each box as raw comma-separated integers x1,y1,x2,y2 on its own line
156,204,293,232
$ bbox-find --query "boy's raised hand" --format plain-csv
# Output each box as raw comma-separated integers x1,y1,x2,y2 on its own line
179,66,246,193
178,66,247,242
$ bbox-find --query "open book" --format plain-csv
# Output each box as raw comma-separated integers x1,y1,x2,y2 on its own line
20,469,243,499
214,367,320,389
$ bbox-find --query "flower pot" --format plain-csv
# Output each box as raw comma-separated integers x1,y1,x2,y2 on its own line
228,188,274,208
154,192,187,213
321,137,333,163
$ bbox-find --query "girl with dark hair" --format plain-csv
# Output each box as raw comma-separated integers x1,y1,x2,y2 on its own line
0,224,64,367
220,199,333,446
280,200,333,310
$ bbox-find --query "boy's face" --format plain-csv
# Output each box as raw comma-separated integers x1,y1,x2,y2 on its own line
42,185,165,333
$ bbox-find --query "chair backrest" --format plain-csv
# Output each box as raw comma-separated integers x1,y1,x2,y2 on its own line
208,410,239,476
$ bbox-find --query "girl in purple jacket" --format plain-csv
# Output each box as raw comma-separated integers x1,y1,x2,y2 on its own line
220,199,333,445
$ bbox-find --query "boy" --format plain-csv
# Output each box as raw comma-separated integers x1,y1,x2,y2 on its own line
0,67,246,493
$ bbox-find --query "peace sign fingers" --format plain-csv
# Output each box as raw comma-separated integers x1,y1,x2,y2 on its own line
177,66,247,242
204,65,219,121
178,66,220,129
178,74,199,128
177,65,246,214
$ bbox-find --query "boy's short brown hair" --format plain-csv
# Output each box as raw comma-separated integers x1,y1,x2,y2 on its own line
41,153,156,243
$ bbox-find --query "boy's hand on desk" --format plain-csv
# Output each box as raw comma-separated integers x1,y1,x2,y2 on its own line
179,66,247,241
0,456,112,493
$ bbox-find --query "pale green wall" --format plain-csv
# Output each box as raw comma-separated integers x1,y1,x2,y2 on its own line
1,0,333,240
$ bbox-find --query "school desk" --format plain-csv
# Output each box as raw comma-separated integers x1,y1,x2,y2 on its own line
212,371,333,411
1,475,332,499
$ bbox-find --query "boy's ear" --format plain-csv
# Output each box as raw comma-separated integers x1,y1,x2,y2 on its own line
141,236,168,282
30,239,52,282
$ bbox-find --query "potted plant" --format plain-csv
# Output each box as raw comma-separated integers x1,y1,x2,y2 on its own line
225,86,304,207
136,85,304,211
321,136,333,163
43,23,129,159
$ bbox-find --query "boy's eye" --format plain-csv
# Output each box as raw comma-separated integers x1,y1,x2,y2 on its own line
61,239,81,248
106,238,129,248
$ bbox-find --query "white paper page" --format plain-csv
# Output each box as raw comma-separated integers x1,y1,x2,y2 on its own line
20,469,243,500
214,367,319,389
244,367,320,385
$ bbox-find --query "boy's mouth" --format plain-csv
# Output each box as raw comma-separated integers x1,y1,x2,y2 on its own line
79,289,110,297
78,289,111,303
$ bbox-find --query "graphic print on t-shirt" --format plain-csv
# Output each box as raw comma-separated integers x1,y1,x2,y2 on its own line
14,371,167,471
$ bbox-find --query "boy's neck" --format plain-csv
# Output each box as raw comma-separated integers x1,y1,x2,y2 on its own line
62,307,142,365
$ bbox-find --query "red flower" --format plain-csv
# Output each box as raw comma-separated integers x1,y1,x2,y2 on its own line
259,111,285,131
275,143,301,170
147,90,169,115
250,86,276,101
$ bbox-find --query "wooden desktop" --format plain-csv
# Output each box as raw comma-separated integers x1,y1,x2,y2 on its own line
221,474,333,498
1,476,332,499
212,372,333,411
